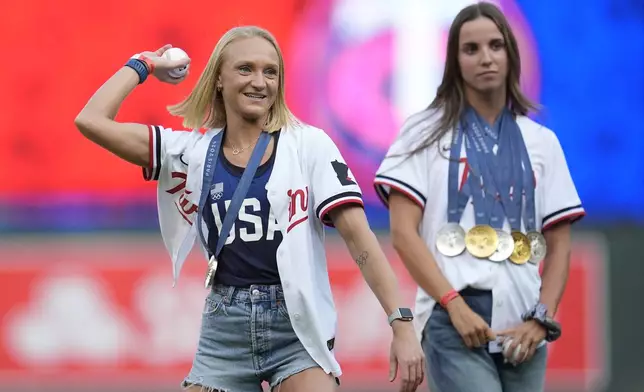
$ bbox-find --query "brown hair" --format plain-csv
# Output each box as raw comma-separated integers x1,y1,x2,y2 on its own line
408,1,537,154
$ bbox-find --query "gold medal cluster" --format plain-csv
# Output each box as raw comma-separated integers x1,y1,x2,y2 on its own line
435,223,546,264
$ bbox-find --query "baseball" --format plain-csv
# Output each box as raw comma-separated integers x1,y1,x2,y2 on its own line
163,47,190,78
502,338,523,364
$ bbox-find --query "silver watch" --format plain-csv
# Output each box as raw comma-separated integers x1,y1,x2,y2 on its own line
387,308,414,325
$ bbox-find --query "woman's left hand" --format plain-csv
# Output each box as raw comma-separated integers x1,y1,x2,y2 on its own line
389,321,425,392
497,320,547,365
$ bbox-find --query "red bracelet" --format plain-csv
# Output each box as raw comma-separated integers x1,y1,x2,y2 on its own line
138,54,155,74
439,289,460,308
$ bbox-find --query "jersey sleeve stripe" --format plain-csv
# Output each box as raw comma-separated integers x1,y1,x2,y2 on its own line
542,205,586,230
316,191,364,227
142,125,162,181
373,175,426,209
153,125,162,180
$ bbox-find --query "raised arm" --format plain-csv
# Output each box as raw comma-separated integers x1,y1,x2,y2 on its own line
74,44,190,167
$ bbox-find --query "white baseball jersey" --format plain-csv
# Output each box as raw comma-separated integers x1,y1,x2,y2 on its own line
374,109,585,351
143,122,363,377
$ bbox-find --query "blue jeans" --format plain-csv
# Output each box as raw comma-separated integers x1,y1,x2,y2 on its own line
182,284,319,391
422,288,547,392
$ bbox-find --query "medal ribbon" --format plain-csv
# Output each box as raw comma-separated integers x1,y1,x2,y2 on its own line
466,109,522,231
196,130,272,260
463,125,498,227
447,126,471,224
510,119,537,232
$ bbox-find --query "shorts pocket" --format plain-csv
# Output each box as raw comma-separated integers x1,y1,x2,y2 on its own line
202,291,227,318
277,299,290,320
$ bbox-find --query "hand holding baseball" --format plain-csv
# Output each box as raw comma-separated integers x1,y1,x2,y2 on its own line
497,320,547,366
138,44,191,84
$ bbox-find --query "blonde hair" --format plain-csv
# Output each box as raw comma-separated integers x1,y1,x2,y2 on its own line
167,26,297,132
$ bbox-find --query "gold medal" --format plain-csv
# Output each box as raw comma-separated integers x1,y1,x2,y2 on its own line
465,225,498,258
509,231,531,265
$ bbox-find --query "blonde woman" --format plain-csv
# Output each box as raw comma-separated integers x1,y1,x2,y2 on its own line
75,26,424,392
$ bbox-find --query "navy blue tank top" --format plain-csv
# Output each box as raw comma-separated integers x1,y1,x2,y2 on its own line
203,131,283,287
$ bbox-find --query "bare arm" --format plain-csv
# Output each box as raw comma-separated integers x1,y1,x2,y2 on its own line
330,203,428,391
74,66,151,167
388,191,458,305
329,204,405,322
74,45,190,167
539,222,572,317
330,204,426,390
388,190,495,348
496,223,573,364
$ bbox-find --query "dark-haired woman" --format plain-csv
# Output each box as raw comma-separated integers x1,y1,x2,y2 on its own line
374,2,584,391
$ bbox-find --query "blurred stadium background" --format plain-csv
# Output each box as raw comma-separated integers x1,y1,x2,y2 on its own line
1,0,642,391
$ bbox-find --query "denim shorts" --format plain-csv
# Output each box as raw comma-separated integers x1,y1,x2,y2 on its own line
182,284,320,392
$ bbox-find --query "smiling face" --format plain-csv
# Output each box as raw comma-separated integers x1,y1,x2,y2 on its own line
217,36,280,125
457,16,509,96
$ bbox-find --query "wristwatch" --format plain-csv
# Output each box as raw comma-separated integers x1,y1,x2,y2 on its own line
522,303,562,342
388,308,414,325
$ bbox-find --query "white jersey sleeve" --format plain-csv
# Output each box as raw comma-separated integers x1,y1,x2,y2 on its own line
539,131,585,230
306,128,364,227
142,125,200,181
374,111,434,209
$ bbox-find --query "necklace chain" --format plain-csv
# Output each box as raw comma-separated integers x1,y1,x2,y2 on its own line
229,134,261,155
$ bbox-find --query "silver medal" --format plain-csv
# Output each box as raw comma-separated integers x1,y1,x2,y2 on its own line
204,256,218,289
526,231,547,264
436,223,466,257
489,229,514,262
